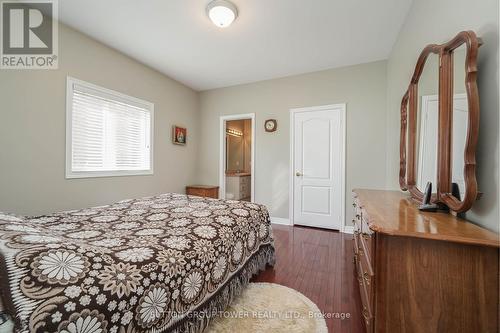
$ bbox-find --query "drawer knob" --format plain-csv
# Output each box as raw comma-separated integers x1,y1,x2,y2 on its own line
364,272,370,285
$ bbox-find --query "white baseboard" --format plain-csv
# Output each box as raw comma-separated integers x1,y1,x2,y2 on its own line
342,225,354,234
270,218,353,232
270,217,291,225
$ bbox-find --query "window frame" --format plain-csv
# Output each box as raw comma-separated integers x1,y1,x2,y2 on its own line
65,76,154,179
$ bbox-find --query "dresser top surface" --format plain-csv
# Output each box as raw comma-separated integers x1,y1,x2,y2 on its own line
353,189,499,247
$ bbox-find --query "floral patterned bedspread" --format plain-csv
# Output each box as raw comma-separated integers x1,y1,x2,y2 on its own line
0,193,275,333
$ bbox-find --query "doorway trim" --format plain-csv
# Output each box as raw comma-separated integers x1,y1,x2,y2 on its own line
219,113,256,202
289,104,346,231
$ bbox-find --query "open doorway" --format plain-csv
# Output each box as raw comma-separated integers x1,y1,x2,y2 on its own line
219,114,255,202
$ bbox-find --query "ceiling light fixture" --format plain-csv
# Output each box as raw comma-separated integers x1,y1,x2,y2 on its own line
226,128,243,137
206,0,238,28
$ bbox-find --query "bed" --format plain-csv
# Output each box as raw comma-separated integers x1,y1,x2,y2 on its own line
0,193,275,333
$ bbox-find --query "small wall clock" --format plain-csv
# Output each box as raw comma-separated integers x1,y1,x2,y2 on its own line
264,119,277,132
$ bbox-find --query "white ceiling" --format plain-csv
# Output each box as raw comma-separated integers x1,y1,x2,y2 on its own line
58,0,412,91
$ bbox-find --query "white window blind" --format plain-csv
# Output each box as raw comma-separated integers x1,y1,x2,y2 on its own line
66,77,153,178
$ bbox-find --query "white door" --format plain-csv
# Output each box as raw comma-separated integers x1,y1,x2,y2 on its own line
292,105,345,230
417,95,439,189
418,94,467,195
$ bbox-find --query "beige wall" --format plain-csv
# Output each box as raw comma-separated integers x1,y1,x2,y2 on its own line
0,24,200,216
386,0,499,232
198,61,388,226
243,119,252,173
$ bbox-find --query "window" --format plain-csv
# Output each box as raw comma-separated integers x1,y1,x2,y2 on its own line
66,77,153,178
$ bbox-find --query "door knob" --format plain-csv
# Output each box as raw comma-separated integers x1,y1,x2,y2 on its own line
296,171,303,177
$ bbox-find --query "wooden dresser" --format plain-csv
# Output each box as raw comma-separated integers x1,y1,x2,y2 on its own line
352,189,499,333
185,185,219,199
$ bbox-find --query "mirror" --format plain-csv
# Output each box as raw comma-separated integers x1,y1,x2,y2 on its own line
415,53,440,193
400,31,480,213
400,45,442,202
226,122,245,172
224,119,253,202
399,92,409,191
440,32,481,212
226,120,252,173
450,44,468,199
227,133,244,171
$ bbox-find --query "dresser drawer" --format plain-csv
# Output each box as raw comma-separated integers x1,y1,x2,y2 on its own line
354,207,362,224
359,231,373,263
355,253,363,284
360,217,374,259
354,194,374,333
357,258,373,314
353,230,360,255
240,175,250,186
359,240,374,304
186,186,219,199
359,228,373,261
186,188,205,197
357,259,374,333
239,183,249,197
353,209,362,233
361,306,374,333
353,214,361,232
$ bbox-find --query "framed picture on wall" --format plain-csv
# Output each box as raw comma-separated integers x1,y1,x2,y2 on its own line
172,126,187,145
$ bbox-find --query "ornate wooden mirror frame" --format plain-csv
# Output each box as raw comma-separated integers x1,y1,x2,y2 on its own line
399,43,442,203
399,31,481,213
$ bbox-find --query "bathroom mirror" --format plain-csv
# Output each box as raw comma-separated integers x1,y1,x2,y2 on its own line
226,129,244,172
224,119,253,201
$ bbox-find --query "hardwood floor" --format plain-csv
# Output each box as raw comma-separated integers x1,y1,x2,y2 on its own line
252,224,364,333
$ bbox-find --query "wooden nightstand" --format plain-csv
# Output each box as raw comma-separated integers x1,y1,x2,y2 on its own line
186,185,219,199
